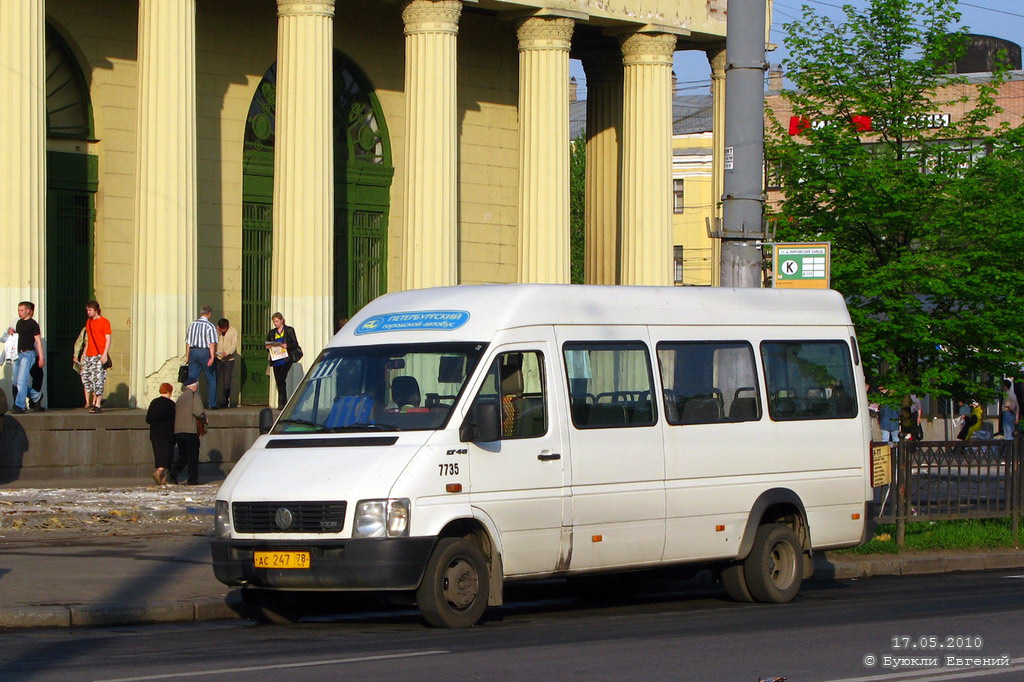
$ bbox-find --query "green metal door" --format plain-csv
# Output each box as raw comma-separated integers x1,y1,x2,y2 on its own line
242,54,393,404
240,196,273,405
46,151,97,408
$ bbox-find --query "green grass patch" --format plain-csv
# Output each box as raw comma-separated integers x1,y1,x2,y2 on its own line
837,518,1022,554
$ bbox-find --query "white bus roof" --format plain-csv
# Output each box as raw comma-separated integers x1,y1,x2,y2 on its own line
328,285,853,347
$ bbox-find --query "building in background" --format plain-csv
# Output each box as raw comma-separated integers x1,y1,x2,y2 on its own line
0,0,729,408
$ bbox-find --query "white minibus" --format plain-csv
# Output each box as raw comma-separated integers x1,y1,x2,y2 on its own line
212,284,874,627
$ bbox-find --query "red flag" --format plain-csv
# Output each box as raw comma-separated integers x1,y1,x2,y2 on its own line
851,114,872,132
788,115,811,135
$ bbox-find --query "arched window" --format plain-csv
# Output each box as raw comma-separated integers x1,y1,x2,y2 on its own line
46,27,92,139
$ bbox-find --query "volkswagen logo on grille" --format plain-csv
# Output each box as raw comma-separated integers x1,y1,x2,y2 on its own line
274,507,294,530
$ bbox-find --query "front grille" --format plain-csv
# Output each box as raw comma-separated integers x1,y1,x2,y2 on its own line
232,501,347,533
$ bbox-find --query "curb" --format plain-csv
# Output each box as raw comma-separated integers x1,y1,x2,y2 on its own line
0,594,244,630
4,552,1024,630
814,549,1024,580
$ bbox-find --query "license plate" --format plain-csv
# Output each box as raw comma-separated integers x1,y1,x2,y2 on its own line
253,551,310,569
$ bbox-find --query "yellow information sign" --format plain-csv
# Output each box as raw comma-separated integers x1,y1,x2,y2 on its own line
773,242,831,289
872,444,892,487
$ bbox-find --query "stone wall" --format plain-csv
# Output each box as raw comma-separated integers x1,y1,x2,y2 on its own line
0,409,260,484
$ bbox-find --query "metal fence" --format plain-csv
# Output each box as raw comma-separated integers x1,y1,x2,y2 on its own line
876,440,1023,546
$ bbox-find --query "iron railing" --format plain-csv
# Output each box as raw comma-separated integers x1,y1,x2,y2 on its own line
876,440,1022,546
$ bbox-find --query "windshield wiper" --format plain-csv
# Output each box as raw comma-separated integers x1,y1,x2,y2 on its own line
329,422,400,432
276,418,326,432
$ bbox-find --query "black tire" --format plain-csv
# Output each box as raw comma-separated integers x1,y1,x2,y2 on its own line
416,537,489,628
241,588,304,624
720,562,754,602
742,523,802,604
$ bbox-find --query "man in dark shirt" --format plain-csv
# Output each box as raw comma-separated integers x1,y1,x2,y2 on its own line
11,301,45,413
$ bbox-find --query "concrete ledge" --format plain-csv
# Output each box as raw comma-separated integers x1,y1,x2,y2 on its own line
0,407,262,484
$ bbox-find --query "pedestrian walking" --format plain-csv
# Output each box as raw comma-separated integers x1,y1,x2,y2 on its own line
80,301,111,413
879,403,900,443
146,382,176,485
10,301,45,414
170,381,206,485
184,305,218,409
266,312,301,410
215,318,239,408
1001,379,1018,439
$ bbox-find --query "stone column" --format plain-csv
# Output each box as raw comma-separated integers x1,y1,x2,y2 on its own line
271,0,334,368
131,0,197,404
0,1,46,376
401,0,461,290
516,15,574,284
619,31,676,286
580,52,623,285
707,45,726,286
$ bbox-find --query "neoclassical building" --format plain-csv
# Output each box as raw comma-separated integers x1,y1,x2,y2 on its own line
0,0,728,408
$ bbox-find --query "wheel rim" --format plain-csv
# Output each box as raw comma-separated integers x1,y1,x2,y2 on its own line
441,556,479,611
767,539,797,589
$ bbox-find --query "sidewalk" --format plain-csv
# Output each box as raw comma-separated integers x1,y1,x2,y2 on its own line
2,482,1024,629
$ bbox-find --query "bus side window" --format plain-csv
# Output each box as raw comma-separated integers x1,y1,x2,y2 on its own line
760,341,857,421
563,342,656,429
469,351,548,439
656,342,761,425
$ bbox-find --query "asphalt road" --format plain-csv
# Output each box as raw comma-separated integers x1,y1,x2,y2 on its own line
2,569,1023,681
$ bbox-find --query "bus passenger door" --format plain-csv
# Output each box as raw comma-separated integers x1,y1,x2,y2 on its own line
466,333,571,576
557,329,666,571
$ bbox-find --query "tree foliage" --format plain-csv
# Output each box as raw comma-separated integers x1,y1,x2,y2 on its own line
768,0,1024,401
570,133,586,284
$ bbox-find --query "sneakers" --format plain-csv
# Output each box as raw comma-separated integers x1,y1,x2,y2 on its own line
29,400,46,413
11,406,26,414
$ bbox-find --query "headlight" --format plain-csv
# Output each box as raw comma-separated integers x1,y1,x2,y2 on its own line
353,499,410,538
215,500,231,538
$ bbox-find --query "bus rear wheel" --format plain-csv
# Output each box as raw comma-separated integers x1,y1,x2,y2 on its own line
416,537,489,628
743,523,802,603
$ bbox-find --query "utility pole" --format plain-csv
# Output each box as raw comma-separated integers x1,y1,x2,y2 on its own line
719,0,768,287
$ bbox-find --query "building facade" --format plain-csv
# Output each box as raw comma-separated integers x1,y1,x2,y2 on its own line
0,0,728,407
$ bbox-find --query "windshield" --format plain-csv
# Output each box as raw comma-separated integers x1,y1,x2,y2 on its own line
274,342,487,433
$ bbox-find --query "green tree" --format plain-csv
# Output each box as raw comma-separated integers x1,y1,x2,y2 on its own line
570,132,586,284
768,0,1024,401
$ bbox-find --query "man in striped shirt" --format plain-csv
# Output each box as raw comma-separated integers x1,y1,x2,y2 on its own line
184,305,218,409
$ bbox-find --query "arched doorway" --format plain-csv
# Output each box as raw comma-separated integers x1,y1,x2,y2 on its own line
45,26,97,408
240,53,393,405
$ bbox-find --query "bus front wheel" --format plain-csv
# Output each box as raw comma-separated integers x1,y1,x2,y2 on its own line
416,537,490,628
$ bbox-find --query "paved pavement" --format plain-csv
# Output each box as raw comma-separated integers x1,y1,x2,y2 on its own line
1,481,1023,630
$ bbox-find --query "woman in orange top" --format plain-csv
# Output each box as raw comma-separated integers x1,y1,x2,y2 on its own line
81,300,112,413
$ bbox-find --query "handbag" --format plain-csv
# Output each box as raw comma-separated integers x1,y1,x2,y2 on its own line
196,416,207,437
177,365,190,383
288,343,303,363
102,356,113,370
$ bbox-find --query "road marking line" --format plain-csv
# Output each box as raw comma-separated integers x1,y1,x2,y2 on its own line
93,650,450,682
821,658,1024,682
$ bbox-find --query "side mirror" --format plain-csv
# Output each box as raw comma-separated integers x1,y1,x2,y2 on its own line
460,400,501,443
258,407,274,435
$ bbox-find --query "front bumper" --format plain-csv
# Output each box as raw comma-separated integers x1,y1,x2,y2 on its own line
211,536,436,590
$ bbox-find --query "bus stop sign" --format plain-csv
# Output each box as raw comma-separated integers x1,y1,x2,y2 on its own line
773,242,831,289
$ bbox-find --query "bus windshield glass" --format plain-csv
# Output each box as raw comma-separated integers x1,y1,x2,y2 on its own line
273,342,487,434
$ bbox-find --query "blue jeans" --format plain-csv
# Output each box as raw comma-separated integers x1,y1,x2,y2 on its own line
187,347,217,408
13,350,42,410
1002,411,1016,440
